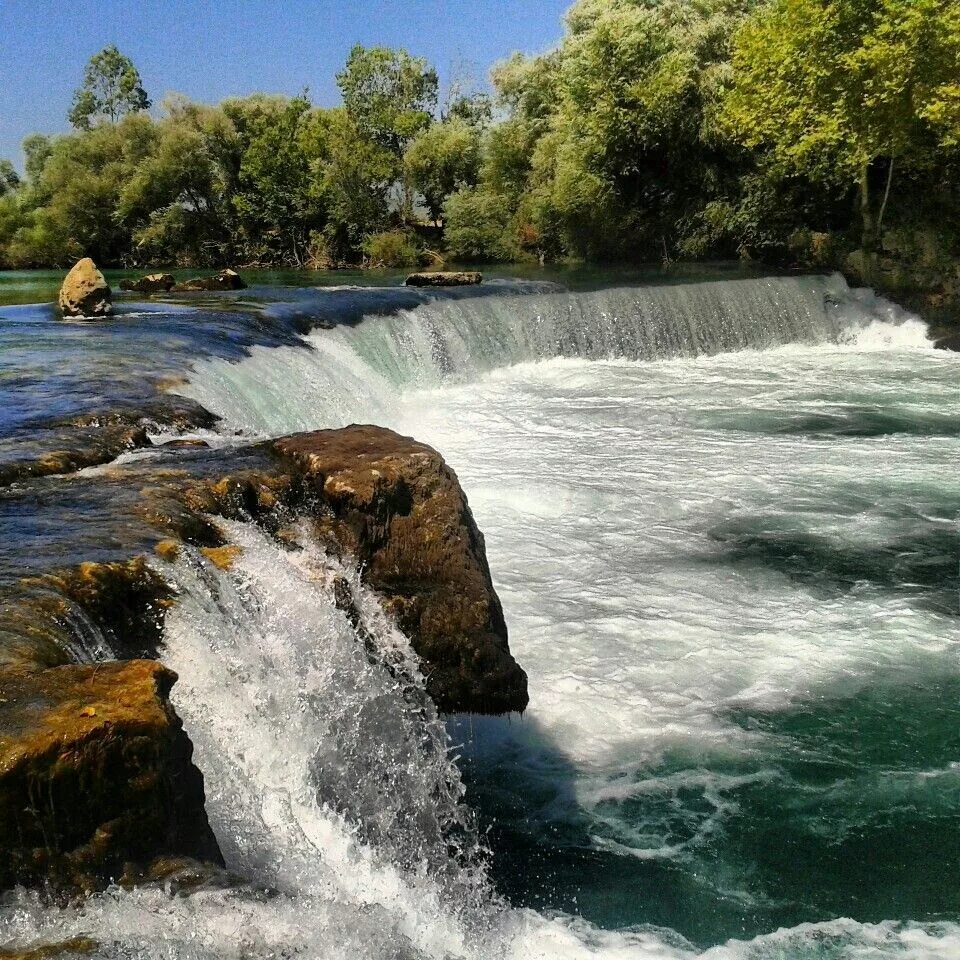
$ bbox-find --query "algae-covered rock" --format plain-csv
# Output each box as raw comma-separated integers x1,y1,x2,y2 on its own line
274,426,528,715
0,660,221,892
405,271,482,287
119,273,175,294
58,258,112,318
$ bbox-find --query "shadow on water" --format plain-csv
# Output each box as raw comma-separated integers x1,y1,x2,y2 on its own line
705,405,960,439
708,513,960,616
453,712,775,945
458,664,960,948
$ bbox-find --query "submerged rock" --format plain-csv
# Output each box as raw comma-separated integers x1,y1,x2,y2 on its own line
119,272,176,293
405,271,482,287
173,269,247,292
58,258,112,318
0,660,221,892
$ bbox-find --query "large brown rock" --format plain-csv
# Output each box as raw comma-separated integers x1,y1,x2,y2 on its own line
58,258,112,318
0,660,221,892
173,269,247,292
274,427,528,715
119,273,175,294
406,271,482,287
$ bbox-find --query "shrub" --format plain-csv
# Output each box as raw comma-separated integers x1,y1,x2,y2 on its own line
363,229,422,268
443,187,521,262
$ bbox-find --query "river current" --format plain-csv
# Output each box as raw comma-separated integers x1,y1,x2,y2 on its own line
1,271,958,958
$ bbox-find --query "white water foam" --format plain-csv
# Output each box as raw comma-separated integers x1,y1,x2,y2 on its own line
3,528,959,959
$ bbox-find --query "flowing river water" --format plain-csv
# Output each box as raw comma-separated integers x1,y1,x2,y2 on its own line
0,270,958,958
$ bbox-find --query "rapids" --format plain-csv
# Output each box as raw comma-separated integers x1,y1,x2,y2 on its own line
2,270,959,959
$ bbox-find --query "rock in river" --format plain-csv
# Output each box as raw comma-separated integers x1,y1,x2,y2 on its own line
58,258,112,318
0,660,221,892
173,268,247,292
119,273,176,293
274,427,528,715
405,271,482,287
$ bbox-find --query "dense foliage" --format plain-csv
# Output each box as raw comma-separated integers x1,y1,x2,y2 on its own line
1,2,959,291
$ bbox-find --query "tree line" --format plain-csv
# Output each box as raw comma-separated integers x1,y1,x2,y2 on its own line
1,0,958,281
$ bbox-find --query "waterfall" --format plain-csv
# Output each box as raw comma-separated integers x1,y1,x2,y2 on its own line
0,271,955,959
177,273,930,436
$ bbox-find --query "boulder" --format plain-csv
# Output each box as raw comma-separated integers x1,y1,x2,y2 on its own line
119,273,176,294
173,269,247,292
0,660,221,892
406,271,482,287
274,427,528,714
933,330,960,352
58,258,112,318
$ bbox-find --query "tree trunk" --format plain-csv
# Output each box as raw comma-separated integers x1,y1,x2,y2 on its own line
876,155,895,241
859,162,876,250
857,161,879,282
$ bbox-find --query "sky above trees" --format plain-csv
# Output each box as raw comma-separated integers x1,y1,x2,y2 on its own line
0,0,569,170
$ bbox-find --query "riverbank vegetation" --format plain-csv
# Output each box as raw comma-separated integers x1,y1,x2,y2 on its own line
1,0,958,312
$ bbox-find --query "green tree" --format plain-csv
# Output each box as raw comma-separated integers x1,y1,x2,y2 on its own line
484,1,754,260
724,0,960,250
223,94,322,264
317,108,397,259
337,45,438,158
21,135,53,184
68,45,151,129
8,115,157,266
404,119,481,223
337,45,438,219
446,91,493,129
0,160,19,196
443,187,521,262
117,96,242,265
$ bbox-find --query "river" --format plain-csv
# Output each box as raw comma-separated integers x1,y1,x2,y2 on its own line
1,268,957,959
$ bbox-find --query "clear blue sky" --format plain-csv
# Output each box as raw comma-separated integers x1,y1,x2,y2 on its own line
0,0,571,169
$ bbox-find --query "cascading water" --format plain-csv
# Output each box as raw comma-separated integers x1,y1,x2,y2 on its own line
176,273,930,435
3,271,958,959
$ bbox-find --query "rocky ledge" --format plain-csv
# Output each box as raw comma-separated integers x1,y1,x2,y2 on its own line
0,425,527,893
0,660,221,892
275,429,526,714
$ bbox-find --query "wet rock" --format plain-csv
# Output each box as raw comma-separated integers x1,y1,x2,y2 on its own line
405,271,482,287
274,426,528,714
200,544,243,571
154,437,210,450
0,936,98,959
0,660,221,893
2,427,526,723
118,273,175,294
933,329,960,352
172,269,247,292
58,258,112,318
0,424,149,488
0,403,219,490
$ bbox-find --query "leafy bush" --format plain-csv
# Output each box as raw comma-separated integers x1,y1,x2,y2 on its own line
443,188,521,262
363,230,422,268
